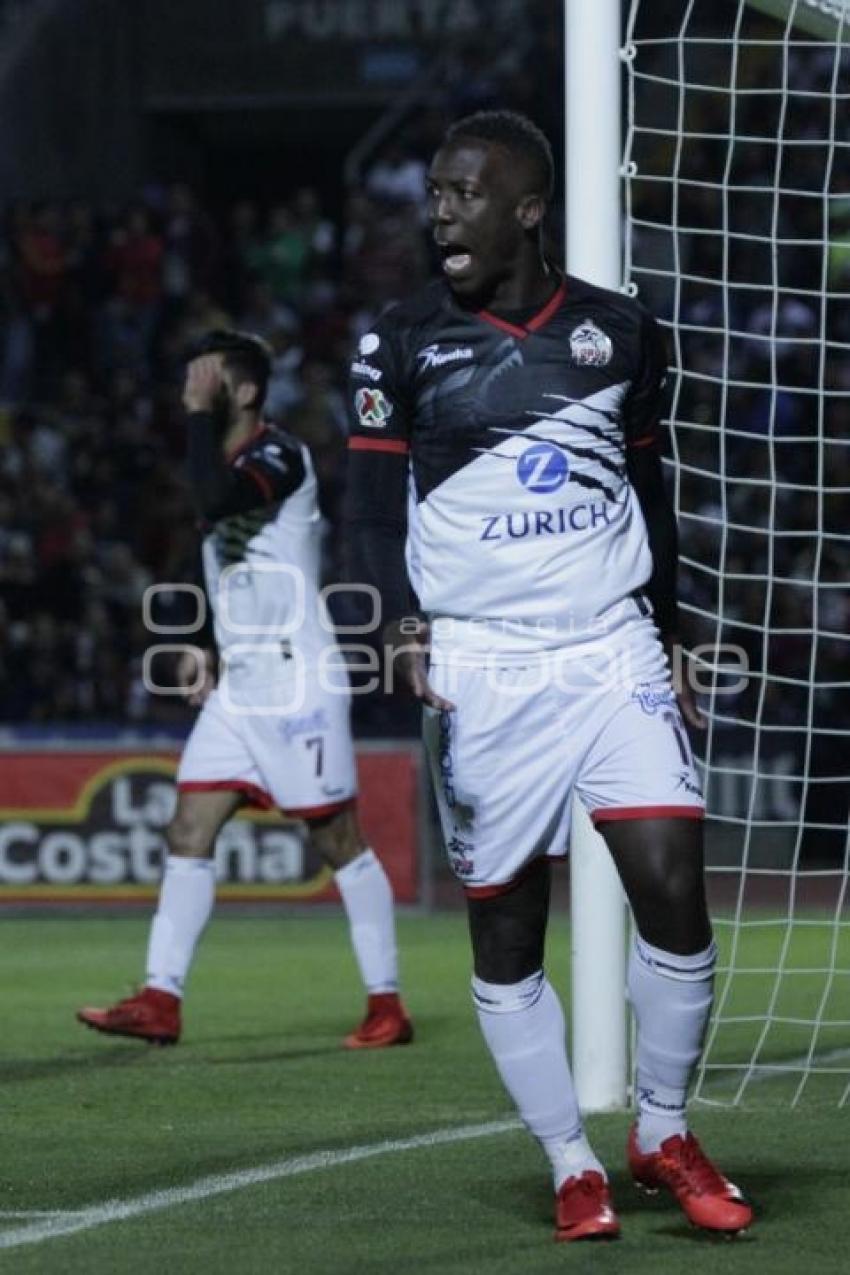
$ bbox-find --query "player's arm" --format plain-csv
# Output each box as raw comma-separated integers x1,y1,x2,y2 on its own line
624,310,705,728
183,355,305,521
343,327,453,710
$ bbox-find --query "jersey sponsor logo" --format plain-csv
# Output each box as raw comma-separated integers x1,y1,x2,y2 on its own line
570,318,613,367
355,386,393,428
350,359,383,382
359,333,380,356
479,500,614,542
516,442,570,493
416,343,474,369
631,682,677,715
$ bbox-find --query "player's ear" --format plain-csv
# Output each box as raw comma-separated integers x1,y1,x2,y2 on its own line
234,380,258,411
516,194,545,231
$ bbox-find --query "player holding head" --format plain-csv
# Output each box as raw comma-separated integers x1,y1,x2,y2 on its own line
345,110,752,1240
78,328,412,1051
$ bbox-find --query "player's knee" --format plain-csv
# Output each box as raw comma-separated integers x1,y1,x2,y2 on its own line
468,912,545,984
166,814,213,859
307,806,362,867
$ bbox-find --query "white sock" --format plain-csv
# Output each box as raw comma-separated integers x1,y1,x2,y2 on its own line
145,856,217,997
628,935,716,1153
472,970,604,1190
334,848,399,994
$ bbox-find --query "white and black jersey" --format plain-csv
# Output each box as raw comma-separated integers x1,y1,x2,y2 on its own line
187,419,334,690
345,273,670,661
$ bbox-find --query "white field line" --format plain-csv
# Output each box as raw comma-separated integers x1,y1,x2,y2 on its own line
0,1212,88,1219
4,1047,849,1249
0,1118,520,1252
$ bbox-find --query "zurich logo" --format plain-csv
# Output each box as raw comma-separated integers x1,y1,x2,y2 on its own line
516,443,570,493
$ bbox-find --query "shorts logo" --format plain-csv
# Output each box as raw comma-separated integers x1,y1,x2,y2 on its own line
632,682,677,715
359,333,380,356
355,387,393,428
675,770,702,797
279,708,329,743
516,443,570,493
446,835,475,878
570,318,613,367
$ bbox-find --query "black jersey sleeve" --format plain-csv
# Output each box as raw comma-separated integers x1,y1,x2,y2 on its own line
622,309,679,636
186,415,306,521
622,308,669,450
344,318,417,631
627,444,679,639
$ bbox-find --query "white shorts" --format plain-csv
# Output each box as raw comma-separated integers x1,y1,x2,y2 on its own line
423,617,704,895
178,682,357,817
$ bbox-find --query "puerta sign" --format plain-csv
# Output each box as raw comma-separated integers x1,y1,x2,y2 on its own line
142,0,523,102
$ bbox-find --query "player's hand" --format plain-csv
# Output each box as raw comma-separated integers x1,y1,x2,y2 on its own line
183,353,224,414
664,634,706,730
383,618,455,711
177,646,216,708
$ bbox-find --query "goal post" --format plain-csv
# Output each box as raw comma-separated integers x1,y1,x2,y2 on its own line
564,0,630,1113
566,0,850,1113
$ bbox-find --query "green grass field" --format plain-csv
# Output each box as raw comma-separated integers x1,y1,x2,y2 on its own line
2,912,848,1274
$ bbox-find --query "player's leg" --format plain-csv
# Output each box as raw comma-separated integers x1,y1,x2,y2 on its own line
467,865,619,1242
77,691,257,1045
600,815,751,1232
144,786,241,993
425,665,618,1243
307,803,412,1049
76,787,239,1044
249,674,411,1049
577,633,752,1233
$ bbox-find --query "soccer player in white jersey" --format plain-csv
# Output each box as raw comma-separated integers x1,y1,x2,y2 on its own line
345,111,752,1239
78,329,412,1051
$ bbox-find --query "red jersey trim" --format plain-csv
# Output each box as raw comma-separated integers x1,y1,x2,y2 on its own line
226,423,268,463
348,437,409,455
239,462,274,501
526,279,568,331
591,804,705,824
177,780,275,810
477,278,568,341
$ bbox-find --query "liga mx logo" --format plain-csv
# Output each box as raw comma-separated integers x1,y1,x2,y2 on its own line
354,386,393,428
516,442,570,493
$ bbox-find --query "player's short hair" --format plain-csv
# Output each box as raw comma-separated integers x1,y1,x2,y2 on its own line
443,109,555,201
191,328,272,408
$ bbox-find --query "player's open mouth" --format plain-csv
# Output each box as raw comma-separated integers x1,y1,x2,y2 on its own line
439,245,474,278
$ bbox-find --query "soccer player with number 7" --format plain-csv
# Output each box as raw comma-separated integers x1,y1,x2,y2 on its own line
345,111,752,1241
77,330,412,1051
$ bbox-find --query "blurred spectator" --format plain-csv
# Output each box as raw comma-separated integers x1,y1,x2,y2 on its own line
0,14,843,766
365,141,427,212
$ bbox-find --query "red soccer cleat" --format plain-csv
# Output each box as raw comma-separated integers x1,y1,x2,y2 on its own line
554,1171,621,1243
76,987,181,1046
627,1125,753,1233
343,993,414,1050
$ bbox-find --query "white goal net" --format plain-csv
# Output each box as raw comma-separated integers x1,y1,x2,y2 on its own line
623,0,850,1105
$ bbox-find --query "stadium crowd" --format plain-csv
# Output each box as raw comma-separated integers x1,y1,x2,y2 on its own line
0,14,844,788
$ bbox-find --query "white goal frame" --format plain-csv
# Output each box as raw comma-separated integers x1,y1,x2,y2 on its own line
565,0,849,1112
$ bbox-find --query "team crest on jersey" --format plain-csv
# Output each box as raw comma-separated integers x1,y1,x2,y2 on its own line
570,318,613,367
355,386,393,428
